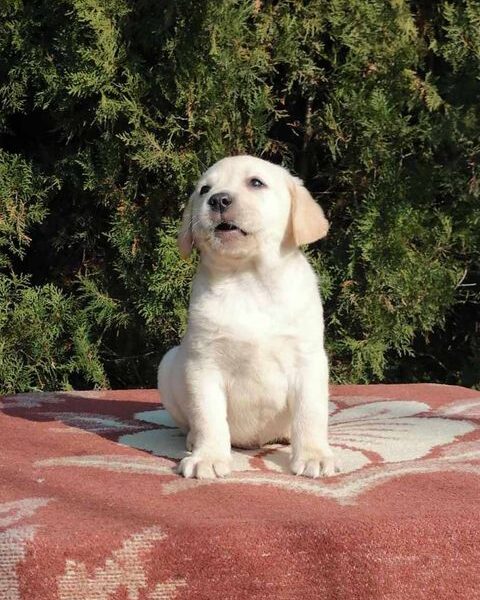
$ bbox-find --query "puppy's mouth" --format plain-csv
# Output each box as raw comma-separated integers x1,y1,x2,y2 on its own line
214,222,248,236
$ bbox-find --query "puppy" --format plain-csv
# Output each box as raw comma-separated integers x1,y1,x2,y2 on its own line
158,155,335,479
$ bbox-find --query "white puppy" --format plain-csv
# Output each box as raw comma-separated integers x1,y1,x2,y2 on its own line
158,155,335,479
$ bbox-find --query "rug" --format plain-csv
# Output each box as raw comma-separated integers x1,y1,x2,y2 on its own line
1,384,479,599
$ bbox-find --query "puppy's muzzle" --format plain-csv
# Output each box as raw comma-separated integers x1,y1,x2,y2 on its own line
207,192,233,213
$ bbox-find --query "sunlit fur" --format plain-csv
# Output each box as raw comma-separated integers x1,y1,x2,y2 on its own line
158,155,335,479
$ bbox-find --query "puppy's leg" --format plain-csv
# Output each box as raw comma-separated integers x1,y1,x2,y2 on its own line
158,347,189,430
185,430,195,451
290,350,336,478
177,368,231,479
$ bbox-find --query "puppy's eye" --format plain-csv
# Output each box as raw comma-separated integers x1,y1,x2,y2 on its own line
199,185,211,195
249,177,265,188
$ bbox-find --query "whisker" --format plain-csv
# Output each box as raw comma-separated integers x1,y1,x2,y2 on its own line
189,215,201,231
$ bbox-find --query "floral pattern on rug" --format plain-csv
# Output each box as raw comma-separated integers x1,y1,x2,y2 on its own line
116,399,476,493
2,386,480,599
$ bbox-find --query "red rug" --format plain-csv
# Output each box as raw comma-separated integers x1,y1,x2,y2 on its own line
1,384,479,599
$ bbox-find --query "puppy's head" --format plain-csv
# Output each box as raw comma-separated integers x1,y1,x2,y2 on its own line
178,156,328,261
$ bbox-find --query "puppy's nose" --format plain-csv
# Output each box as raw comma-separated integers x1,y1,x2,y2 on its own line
207,192,233,213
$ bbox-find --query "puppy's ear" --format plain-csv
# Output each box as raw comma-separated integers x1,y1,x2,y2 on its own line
289,176,329,246
177,197,194,259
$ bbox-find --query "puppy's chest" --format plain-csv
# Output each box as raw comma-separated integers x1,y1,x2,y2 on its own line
189,274,318,377
203,297,299,372
212,332,296,377
198,281,299,338
204,295,298,346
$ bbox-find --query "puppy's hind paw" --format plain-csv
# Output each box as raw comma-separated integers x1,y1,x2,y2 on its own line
177,454,231,479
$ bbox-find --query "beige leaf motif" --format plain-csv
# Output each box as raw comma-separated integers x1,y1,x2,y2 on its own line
57,526,185,600
0,498,50,600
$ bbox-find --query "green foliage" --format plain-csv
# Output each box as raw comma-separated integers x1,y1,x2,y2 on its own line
0,0,478,392
139,220,196,343
0,150,51,267
0,274,107,393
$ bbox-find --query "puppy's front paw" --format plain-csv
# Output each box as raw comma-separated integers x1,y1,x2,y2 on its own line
177,454,231,479
291,448,338,478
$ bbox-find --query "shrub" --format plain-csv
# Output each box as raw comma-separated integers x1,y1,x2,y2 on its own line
0,0,478,392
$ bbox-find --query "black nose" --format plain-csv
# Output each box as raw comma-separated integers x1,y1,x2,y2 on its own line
207,192,233,213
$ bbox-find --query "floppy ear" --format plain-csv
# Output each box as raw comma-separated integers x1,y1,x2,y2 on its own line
177,197,194,259
289,176,329,246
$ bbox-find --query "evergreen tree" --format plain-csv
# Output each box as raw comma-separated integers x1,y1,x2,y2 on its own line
0,0,478,392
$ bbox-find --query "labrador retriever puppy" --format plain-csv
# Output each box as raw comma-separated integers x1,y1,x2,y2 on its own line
158,155,335,479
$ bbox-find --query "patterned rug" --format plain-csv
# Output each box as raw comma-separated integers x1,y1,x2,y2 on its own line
1,384,479,599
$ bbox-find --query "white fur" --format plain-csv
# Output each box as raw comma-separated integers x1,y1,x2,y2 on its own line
158,155,335,479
